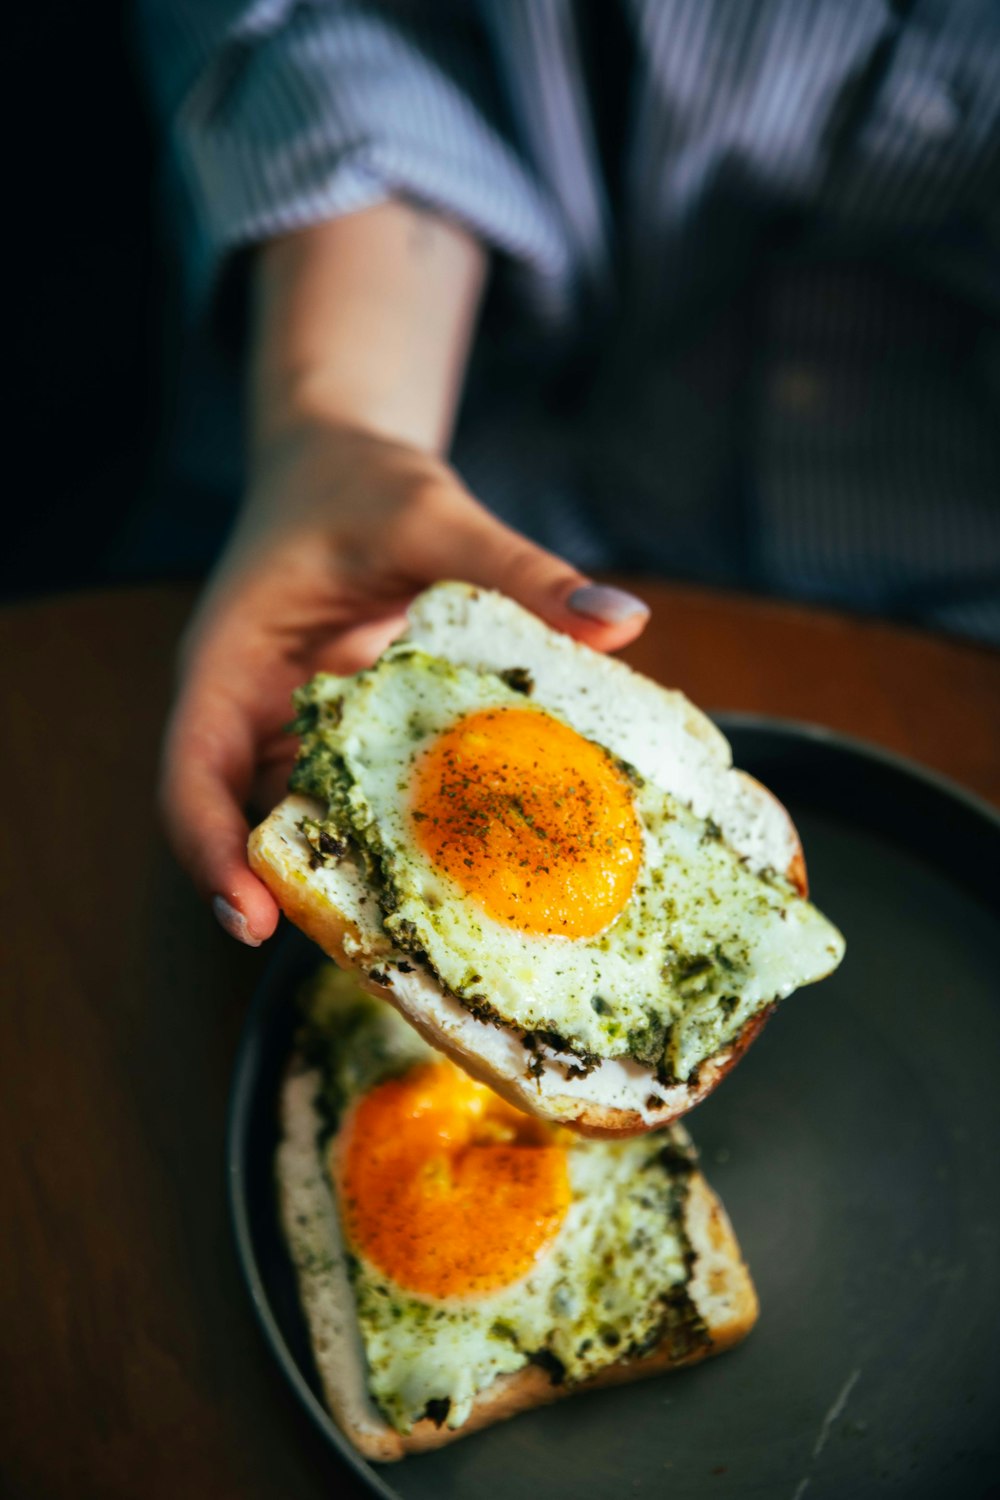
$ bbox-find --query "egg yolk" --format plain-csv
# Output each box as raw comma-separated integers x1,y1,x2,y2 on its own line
338,1060,571,1299
410,707,642,938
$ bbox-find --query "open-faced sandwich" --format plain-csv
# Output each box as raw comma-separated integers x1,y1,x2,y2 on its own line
250,582,844,1136
278,964,758,1459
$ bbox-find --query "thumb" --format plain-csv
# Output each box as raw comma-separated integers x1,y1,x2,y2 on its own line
412,489,651,652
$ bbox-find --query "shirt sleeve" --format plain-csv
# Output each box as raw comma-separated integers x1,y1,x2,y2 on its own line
138,0,571,311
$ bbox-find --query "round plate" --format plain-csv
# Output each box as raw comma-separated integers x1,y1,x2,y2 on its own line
227,720,1000,1500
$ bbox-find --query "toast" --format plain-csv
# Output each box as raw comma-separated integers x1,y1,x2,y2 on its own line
276,971,758,1460
250,583,844,1137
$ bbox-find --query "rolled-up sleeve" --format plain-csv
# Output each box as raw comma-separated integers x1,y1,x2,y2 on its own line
139,0,571,312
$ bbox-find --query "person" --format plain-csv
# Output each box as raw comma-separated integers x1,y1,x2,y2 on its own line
143,1,1000,945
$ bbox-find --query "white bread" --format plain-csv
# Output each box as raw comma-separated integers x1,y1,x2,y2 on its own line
276,1057,758,1462
250,582,828,1137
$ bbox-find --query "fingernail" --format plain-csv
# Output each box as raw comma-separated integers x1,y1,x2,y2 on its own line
212,895,263,947
567,584,650,625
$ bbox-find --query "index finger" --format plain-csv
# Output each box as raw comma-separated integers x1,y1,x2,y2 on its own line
160,684,281,945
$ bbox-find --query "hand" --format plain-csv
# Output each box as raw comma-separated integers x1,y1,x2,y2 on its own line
160,419,651,945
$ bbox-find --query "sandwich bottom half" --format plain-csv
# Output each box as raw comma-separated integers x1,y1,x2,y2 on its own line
274,965,759,1461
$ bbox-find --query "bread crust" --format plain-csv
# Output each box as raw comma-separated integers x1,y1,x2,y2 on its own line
276,1064,758,1462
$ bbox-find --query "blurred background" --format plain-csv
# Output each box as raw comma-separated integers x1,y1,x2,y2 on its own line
8,2,999,643
6,5,164,602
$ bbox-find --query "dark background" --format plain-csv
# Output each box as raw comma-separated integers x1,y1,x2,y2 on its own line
7,6,165,602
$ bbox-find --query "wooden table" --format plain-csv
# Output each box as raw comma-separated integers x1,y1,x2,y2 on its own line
3,582,998,1500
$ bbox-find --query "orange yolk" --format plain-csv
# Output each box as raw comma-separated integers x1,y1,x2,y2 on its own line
338,1060,571,1299
410,707,643,938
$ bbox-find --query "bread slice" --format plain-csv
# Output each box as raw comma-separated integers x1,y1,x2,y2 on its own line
277,1055,758,1462
250,582,841,1136
253,795,785,1136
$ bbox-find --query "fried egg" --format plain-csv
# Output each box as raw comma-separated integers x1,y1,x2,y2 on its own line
290,643,843,1083
290,966,716,1434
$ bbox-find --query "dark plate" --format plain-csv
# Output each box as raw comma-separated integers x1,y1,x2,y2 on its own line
227,719,1000,1500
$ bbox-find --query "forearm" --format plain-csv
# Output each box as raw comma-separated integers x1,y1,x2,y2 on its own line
250,201,488,458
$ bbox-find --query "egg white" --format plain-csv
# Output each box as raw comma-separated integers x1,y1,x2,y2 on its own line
298,967,698,1434
293,648,844,1081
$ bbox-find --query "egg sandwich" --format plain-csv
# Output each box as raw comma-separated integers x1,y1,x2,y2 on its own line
250,582,844,1136
278,965,758,1459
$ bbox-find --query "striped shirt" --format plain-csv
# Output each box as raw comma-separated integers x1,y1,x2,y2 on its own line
137,0,1000,641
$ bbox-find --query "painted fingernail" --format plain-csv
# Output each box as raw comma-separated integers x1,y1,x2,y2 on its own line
212,895,263,947
567,584,650,625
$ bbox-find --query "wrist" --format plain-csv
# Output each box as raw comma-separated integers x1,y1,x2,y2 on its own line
249,371,439,462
